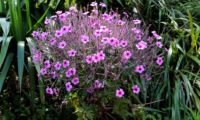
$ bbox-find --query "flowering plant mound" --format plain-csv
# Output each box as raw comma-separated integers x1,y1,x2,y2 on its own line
31,2,165,119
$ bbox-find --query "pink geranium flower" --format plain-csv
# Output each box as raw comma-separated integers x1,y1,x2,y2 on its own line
58,41,66,49
132,85,140,94
136,41,147,50
135,65,145,73
71,77,79,85
116,88,125,98
46,87,53,95
156,56,163,66
122,51,132,60
65,82,72,92
68,49,77,57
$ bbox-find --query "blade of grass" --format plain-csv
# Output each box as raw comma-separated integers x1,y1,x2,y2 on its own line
188,11,196,51
0,53,14,92
186,53,200,66
17,41,25,91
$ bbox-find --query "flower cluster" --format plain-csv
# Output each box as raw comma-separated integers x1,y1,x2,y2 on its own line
31,3,164,99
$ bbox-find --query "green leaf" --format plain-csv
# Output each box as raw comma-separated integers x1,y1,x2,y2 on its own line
17,41,25,91
0,18,10,36
27,57,36,107
25,0,32,31
27,6,50,34
0,37,12,68
49,0,61,9
175,54,184,71
0,53,14,92
8,0,24,42
116,0,124,7
186,54,200,66
188,11,196,51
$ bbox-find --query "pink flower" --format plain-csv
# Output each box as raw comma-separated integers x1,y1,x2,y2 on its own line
101,37,109,44
44,60,51,68
33,53,42,63
92,54,100,63
86,55,93,64
49,38,56,45
86,87,94,94
100,2,106,7
108,37,116,46
71,77,79,85
122,51,132,60
93,80,104,89
152,31,162,39
136,41,147,50
69,6,78,12
59,13,66,21
56,10,62,15
117,20,126,25
100,26,109,33
135,65,145,73
55,30,63,38
46,87,53,95
81,35,89,44
94,30,101,37
58,41,66,49
65,82,72,92
63,60,70,68
132,85,140,94
97,51,105,60
90,2,98,7
54,62,62,70
133,19,141,24
51,71,57,79
61,26,71,34
156,57,163,66
156,41,163,48
116,88,125,98
132,28,141,34
44,19,51,25
66,68,76,78
120,40,128,47
68,49,77,57
53,88,59,95
40,68,47,75
32,31,39,37
40,32,48,40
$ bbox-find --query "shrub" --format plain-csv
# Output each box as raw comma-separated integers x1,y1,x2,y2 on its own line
31,2,165,119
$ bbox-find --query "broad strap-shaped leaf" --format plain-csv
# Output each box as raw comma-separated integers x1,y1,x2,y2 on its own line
0,53,14,92
0,18,11,36
8,0,24,42
17,41,25,91
0,37,12,68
